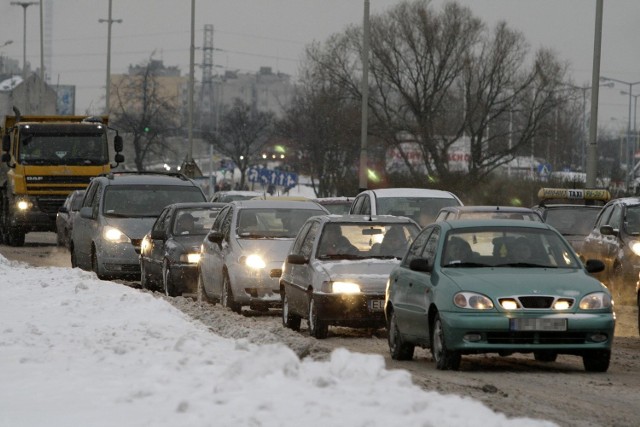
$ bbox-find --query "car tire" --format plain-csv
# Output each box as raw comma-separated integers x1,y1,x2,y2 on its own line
534,350,558,362
163,260,178,297
140,260,151,290
7,228,25,247
56,231,64,246
308,296,328,339
221,272,241,313
431,312,461,371
196,269,214,305
387,310,414,360
281,291,301,331
91,248,107,280
582,349,610,372
70,244,78,268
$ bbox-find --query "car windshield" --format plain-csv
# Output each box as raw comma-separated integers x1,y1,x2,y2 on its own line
236,207,325,238
321,202,352,215
441,227,580,269
19,133,109,166
173,207,222,236
317,222,420,260
544,207,600,235
103,186,205,217
376,197,459,226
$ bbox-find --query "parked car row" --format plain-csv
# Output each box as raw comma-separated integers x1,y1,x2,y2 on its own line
61,182,623,372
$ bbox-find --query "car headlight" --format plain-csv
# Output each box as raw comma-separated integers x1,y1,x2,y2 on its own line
140,236,151,253
244,254,266,269
180,253,201,264
454,292,494,310
103,226,131,243
16,198,33,211
579,292,612,310
331,281,361,294
628,240,640,256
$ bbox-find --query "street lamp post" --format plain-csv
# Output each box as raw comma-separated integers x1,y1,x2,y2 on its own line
98,0,122,115
10,2,38,81
600,76,640,193
621,91,640,181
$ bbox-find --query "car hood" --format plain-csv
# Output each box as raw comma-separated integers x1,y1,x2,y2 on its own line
318,259,400,292
236,238,294,261
441,268,606,298
104,217,157,240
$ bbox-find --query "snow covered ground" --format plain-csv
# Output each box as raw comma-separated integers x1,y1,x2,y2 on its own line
0,255,556,427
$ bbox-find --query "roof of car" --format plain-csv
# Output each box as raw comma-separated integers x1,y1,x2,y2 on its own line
163,202,227,210
213,190,262,196
602,197,640,207
441,218,553,231
231,199,329,211
441,205,536,213
93,171,201,186
313,197,354,204
362,188,460,199
318,214,419,224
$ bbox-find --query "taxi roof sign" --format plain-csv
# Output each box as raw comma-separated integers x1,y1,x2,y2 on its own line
537,188,611,203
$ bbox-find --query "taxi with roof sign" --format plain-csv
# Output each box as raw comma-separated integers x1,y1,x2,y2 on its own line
532,188,609,258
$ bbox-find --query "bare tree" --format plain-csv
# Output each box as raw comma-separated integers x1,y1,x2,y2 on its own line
302,0,569,184
110,58,181,171
204,99,275,189
277,76,361,197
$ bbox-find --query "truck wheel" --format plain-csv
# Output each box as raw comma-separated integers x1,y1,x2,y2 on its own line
7,228,25,247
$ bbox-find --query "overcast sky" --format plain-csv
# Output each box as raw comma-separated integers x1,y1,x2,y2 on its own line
1,0,639,133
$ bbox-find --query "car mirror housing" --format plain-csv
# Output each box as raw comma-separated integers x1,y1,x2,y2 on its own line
409,258,432,273
58,206,69,213
584,259,605,274
286,254,307,265
79,206,95,220
600,225,617,236
207,230,224,244
150,229,166,240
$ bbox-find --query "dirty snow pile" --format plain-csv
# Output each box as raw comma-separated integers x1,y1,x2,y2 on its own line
0,255,556,427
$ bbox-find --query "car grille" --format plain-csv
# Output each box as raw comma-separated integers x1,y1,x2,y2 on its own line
517,296,555,309
26,175,92,192
486,331,587,345
36,196,67,215
269,268,282,278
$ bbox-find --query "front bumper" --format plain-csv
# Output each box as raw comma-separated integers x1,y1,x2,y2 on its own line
168,263,199,294
97,242,141,279
313,293,386,328
9,208,56,232
439,310,615,354
229,266,282,306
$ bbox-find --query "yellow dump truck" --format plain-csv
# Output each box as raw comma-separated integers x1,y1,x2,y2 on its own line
0,111,124,246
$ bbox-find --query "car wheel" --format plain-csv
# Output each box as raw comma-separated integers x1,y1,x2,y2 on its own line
7,228,25,247
70,244,78,268
162,260,178,297
534,350,558,362
583,349,611,372
308,296,328,339
281,290,301,331
221,273,241,313
56,231,64,246
196,269,214,305
387,310,414,360
140,260,150,290
91,248,107,280
431,312,461,370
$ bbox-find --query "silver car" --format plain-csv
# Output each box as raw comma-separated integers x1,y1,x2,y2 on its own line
197,200,328,312
71,172,207,280
279,215,421,338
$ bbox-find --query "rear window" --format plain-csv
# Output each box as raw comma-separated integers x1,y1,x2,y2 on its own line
376,197,460,225
103,185,205,217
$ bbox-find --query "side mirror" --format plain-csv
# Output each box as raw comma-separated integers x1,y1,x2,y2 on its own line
79,206,95,220
113,134,123,152
584,259,605,274
150,229,166,240
1,153,10,163
409,258,432,273
286,254,307,265
58,206,69,214
207,230,224,244
600,225,617,236
2,134,10,152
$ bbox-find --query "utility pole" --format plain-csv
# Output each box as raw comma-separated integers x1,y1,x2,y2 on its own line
98,0,122,115
11,2,38,81
586,0,603,189
358,0,370,193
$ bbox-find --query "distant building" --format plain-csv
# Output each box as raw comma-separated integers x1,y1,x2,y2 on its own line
0,73,58,117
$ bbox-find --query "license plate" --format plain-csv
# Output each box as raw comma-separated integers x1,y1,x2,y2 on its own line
510,318,567,331
368,299,384,311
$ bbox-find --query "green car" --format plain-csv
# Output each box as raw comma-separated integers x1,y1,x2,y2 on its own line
384,219,615,372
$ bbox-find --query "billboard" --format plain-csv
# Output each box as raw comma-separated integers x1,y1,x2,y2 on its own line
56,85,75,115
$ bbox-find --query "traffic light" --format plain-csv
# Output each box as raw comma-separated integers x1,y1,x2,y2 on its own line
143,126,150,133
